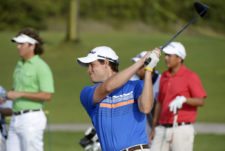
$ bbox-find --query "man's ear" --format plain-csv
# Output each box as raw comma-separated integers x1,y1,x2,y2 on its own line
104,60,110,68
179,58,184,63
177,56,182,63
178,58,182,63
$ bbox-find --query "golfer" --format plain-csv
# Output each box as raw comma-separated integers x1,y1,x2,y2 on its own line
77,46,160,151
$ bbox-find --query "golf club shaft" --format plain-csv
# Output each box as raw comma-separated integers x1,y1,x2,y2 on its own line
144,2,208,66
144,16,197,65
160,17,197,50
160,4,208,50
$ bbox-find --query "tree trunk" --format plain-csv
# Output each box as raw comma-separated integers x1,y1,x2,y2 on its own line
66,0,79,42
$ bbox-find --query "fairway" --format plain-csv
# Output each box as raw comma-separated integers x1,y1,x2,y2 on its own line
44,131,225,151
0,31,225,123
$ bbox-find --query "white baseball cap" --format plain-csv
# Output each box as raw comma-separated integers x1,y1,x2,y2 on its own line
11,34,38,45
131,51,147,62
162,42,186,59
77,46,119,66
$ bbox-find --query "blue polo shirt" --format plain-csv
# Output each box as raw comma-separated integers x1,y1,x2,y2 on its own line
80,80,148,151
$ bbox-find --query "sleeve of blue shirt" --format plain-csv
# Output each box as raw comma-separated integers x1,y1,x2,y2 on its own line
80,85,98,116
133,80,144,101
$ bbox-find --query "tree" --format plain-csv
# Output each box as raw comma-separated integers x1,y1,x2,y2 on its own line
65,0,80,42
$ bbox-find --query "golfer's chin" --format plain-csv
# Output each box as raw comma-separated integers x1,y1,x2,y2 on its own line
165,62,175,69
90,77,102,84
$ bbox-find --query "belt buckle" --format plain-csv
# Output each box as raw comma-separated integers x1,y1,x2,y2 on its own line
18,110,24,115
23,110,30,114
180,122,191,126
16,111,22,115
124,144,149,151
14,109,34,115
180,122,186,126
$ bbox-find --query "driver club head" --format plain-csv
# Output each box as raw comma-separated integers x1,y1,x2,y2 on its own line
145,2,209,65
194,1,209,17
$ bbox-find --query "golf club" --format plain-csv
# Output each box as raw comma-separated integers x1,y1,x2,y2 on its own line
167,113,178,151
145,1,209,65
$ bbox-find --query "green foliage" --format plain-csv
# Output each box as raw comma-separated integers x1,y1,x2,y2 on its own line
0,0,45,30
0,0,224,32
0,0,67,30
79,0,225,31
202,0,225,31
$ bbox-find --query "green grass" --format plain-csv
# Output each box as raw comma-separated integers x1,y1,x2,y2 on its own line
194,134,225,151
44,131,225,151
44,131,83,151
0,31,225,123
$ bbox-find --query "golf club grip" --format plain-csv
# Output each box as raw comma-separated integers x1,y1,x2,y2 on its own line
144,47,163,65
144,57,151,65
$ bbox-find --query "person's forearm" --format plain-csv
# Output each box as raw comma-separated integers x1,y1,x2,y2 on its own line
103,59,145,92
152,102,161,129
21,92,52,102
94,59,145,102
186,98,205,107
7,91,52,102
138,70,153,113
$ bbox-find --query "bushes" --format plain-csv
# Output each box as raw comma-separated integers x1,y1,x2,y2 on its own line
0,0,224,32
0,0,65,30
0,0,46,30
79,0,225,31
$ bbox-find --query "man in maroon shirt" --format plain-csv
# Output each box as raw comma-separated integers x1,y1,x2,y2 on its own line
150,42,206,151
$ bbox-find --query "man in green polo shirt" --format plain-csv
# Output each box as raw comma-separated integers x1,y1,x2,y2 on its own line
5,28,54,151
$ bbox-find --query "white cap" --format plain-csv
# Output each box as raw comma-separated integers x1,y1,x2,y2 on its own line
77,46,119,66
162,42,186,59
11,34,38,44
131,51,147,62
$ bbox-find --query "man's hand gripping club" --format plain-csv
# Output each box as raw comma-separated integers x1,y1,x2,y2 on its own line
144,49,160,72
169,96,187,114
